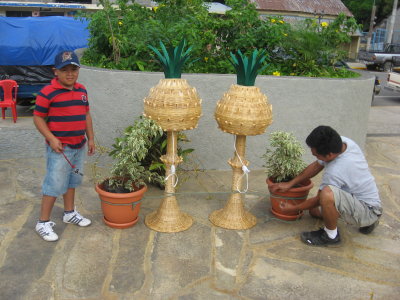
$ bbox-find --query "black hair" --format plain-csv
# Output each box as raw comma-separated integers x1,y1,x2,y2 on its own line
306,126,342,155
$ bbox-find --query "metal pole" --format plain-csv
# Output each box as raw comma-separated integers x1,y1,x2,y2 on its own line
386,0,398,45
367,3,377,51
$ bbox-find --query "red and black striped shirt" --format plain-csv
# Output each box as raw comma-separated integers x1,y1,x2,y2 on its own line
34,78,90,148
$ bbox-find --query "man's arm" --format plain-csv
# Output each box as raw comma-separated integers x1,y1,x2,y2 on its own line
85,112,95,156
33,115,63,153
279,191,321,214
269,161,324,193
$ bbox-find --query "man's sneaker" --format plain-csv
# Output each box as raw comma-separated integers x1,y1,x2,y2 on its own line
35,221,59,242
63,210,91,227
300,228,341,247
359,220,379,234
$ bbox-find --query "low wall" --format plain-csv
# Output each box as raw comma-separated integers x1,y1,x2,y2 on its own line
79,67,375,170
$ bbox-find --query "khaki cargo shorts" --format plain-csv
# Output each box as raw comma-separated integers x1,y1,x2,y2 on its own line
329,185,382,227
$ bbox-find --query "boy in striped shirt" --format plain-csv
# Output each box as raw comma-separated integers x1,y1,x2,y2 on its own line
34,51,95,242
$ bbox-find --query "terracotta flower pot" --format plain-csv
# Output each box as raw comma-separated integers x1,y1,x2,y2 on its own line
95,181,147,229
266,177,313,221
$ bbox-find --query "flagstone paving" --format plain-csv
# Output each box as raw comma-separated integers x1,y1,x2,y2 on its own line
0,107,399,299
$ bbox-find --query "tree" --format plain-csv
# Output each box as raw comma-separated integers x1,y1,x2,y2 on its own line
342,0,399,31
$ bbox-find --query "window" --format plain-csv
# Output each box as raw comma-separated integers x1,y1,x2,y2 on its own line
6,11,32,17
40,12,65,16
55,0,92,3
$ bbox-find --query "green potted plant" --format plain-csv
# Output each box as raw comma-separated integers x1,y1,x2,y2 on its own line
95,117,163,229
262,131,313,221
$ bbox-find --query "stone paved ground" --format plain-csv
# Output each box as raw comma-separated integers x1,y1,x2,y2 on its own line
0,106,399,299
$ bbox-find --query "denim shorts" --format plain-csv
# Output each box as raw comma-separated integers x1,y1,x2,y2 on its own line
42,144,86,197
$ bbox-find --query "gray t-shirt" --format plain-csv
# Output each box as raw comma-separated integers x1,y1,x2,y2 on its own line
318,136,381,208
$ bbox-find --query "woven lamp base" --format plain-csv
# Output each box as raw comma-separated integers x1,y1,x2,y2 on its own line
209,135,257,230
209,199,257,230
145,198,193,233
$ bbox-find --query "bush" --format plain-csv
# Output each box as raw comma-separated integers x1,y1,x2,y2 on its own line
80,0,360,78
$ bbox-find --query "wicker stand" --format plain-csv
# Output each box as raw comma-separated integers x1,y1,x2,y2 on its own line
144,78,201,232
210,84,272,230
144,132,193,233
209,135,257,230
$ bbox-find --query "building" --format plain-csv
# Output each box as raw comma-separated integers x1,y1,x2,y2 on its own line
0,1,100,17
251,0,352,22
0,1,230,17
373,7,400,49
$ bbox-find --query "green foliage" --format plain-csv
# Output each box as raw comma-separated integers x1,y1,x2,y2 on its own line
262,131,307,183
270,13,360,77
80,0,360,78
148,40,194,78
107,117,164,191
229,49,268,86
106,116,194,191
139,130,195,189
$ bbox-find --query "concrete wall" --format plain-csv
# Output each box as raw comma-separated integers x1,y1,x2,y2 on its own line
79,67,375,170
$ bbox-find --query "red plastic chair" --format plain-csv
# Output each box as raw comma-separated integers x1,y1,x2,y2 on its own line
0,80,18,123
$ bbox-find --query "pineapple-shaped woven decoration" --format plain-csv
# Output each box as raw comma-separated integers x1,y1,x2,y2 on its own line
144,40,202,131
144,40,201,233
215,49,273,135
209,49,273,230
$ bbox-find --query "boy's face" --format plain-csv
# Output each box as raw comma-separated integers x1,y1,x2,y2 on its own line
54,64,80,89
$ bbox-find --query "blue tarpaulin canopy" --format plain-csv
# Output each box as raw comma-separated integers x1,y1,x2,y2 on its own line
0,16,89,66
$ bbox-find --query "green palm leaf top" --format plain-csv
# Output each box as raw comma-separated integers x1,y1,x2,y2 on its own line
148,40,194,79
229,49,268,86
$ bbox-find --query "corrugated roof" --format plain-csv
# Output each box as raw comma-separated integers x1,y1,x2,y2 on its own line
251,0,352,17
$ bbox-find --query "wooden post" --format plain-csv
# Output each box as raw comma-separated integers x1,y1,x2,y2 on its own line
145,131,193,232
209,135,257,230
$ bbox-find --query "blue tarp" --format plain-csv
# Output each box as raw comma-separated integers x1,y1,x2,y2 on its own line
0,16,89,66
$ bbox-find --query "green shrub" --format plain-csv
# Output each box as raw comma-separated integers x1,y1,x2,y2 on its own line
80,0,360,78
262,131,307,183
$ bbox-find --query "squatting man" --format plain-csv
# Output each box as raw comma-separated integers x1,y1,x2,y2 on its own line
268,125,382,246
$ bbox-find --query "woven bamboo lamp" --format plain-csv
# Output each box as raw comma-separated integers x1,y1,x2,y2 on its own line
210,49,273,230
144,40,202,232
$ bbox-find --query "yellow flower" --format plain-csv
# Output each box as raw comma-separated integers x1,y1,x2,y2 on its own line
118,21,123,26
153,4,164,12
204,57,209,62
272,71,281,76
283,33,288,37
271,19,276,23
279,20,284,24
292,63,296,67
321,22,328,27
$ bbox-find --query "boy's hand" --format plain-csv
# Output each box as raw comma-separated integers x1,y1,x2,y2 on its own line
49,138,63,153
87,139,96,156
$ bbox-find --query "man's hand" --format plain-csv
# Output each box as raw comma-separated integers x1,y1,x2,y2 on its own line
268,181,292,193
87,139,96,156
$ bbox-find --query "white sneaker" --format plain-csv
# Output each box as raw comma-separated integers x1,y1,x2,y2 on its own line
35,221,59,242
63,209,91,227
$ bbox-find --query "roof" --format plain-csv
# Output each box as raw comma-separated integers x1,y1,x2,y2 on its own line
251,0,352,17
